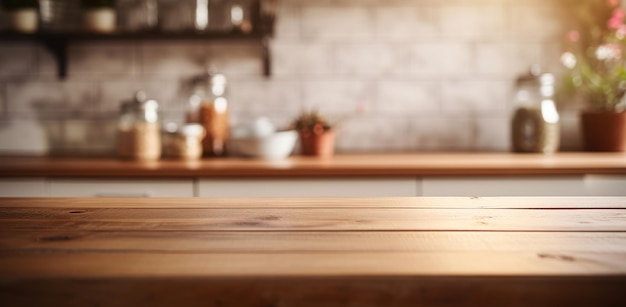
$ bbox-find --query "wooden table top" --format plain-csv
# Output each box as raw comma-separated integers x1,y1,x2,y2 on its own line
0,197,625,306
1,152,626,178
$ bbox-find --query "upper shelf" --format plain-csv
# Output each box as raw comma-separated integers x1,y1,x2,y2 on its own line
0,0,275,78
0,28,273,78
0,30,267,41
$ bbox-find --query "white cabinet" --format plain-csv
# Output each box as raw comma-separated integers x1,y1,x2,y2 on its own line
583,175,626,196
421,175,626,197
0,178,47,197
48,179,194,197
1,175,623,198
198,177,419,197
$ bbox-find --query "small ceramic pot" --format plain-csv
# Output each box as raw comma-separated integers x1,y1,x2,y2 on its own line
580,110,626,152
83,8,116,33
7,9,38,33
299,129,335,157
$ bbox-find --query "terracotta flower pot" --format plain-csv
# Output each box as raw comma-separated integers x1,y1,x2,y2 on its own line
299,129,335,157
580,110,626,152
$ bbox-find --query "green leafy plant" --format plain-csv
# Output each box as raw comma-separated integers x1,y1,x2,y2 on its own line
561,0,626,112
1,0,38,10
80,0,116,9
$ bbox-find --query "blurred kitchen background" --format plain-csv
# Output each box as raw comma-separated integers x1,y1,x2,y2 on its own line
0,0,576,155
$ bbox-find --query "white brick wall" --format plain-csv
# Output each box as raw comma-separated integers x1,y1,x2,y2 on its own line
0,0,575,155
0,45,38,78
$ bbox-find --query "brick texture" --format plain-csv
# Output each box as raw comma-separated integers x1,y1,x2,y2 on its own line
0,0,573,154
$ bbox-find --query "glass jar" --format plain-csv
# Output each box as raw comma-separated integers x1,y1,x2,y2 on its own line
117,91,161,161
227,0,252,33
81,0,117,33
162,123,206,160
39,0,81,32
188,71,229,157
511,66,560,154
194,0,210,31
121,0,159,32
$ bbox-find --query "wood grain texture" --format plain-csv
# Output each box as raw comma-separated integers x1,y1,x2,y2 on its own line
1,207,625,232
1,152,626,177
2,196,626,209
0,197,625,306
1,252,626,278
1,231,625,253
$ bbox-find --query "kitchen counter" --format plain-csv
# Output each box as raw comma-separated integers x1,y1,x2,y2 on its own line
0,197,625,306
1,152,626,178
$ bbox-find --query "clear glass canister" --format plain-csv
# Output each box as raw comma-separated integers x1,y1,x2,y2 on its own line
121,0,159,32
511,66,560,154
162,123,206,160
117,91,162,161
228,0,253,33
188,71,229,157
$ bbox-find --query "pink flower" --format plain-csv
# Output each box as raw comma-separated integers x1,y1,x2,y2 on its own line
608,8,625,29
613,7,625,19
567,30,580,42
609,17,622,29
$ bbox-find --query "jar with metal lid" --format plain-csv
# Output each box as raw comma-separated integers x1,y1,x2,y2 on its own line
189,70,229,157
511,65,560,154
117,91,162,161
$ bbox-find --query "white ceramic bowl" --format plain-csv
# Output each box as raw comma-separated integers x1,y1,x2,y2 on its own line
229,130,298,159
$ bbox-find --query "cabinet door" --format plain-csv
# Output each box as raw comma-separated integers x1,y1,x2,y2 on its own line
48,179,194,197
0,178,47,197
198,178,419,197
421,176,587,197
584,175,626,196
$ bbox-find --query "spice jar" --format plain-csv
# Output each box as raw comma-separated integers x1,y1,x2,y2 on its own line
162,123,206,160
189,71,230,157
228,0,253,33
511,66,560,154
117,91,162,161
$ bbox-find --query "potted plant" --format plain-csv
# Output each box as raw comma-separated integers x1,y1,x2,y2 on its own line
292,110,336,157
1,0,38,33
81,0,116,33
560,0,626,151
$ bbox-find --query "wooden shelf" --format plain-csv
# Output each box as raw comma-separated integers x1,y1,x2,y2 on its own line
0,30,266,41
0,1,275,78
1,153,626,178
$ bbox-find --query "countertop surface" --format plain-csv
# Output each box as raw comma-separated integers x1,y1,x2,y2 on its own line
1,152,626,177
0,197,625,306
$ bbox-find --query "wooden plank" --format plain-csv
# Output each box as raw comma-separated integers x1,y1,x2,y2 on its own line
1,252,625,279
1,197,626,209
1,208,624,232
1,231,625,254
2,277,625,307
0,197,625,306
1,153,626,177
1,277,625,307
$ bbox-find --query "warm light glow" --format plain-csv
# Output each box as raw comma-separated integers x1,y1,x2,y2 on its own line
560,52,577,69
214,97,228,114
195,0,209,30
541,100,559,124
231,5,244,26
